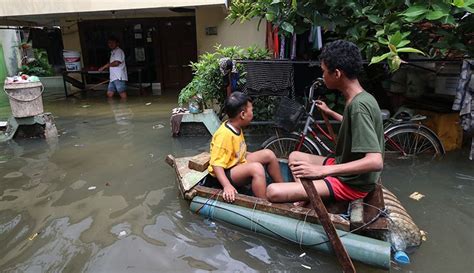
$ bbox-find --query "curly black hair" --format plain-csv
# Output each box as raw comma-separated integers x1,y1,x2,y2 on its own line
319,40,363,79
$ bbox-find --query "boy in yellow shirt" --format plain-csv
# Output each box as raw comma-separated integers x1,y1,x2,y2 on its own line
205,92,283,202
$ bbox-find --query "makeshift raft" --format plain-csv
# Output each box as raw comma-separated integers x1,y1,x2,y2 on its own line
166,152,422,270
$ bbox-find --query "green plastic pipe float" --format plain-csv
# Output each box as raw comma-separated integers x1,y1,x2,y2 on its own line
190,196,391,269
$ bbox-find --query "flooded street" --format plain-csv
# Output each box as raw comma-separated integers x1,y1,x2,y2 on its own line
0,90,473,273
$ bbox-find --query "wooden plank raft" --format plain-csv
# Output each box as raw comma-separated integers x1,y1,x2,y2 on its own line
165,153,388,233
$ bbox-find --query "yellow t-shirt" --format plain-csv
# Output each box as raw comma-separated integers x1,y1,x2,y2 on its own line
208,121,247,176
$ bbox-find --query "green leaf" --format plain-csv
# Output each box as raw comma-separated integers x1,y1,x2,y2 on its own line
402,5,428,17
432,2,452,14
389,44,397,53
397,40,411,47
453,0,465,7
401,31,411,39
389,31,403,47
464,6,474,12
426,10,447,20
362,5,374,14
367,15,383,24
397,47,426,55
442,15,456,24
292,0,297,9
375,29,385,37
403,15,421,23
265,13,275,21
378,37,389,45
281,22,294,34
370,52,392,64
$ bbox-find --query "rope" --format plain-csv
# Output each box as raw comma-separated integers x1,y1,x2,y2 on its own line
298,209,311,250
193,197,410,252
250,199,258,232
191,200,386,247
195,189,220,215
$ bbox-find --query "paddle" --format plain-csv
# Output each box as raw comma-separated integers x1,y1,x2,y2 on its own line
299,176,356,273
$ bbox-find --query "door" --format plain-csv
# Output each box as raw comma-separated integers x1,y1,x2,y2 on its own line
159,18,197,91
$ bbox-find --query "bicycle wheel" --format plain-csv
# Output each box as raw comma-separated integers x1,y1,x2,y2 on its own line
261,133,321,159
384,124,445,160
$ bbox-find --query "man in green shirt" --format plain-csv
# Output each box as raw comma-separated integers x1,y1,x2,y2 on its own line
267,40,384,203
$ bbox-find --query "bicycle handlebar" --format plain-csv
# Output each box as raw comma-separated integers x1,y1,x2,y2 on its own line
308,77,324,101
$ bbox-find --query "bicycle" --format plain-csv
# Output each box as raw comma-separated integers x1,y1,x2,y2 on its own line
261,79,445,160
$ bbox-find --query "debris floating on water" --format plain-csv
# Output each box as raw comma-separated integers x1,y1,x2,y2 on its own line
409,192,425,201
88,186,97,190
74,144,85,148
299,252,306,258
28,231,41,241
81,105,91,108
152,124,164,129
301,264,311,269
145,102,152,106
420,230,428,241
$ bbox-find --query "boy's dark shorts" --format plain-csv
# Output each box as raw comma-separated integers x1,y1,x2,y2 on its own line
201,168,235,188
200,167,252,195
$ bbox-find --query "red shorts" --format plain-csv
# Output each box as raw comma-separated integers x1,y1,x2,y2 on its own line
322,157,368,201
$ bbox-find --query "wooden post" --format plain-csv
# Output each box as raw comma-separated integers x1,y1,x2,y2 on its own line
300,178,356,273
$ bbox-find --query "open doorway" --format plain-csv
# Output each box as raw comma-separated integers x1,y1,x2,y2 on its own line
78,16,197,93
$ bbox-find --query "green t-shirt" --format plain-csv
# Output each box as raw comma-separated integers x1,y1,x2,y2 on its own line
335,91,384,192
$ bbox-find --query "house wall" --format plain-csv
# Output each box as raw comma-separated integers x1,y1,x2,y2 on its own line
195,6,266,55
60,8,266,62
0,0,226,17
0,29,21,76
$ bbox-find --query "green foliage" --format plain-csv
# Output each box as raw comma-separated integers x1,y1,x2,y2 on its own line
370,31,425,72
228,0,474,71
252,96,278,120
178,45,271,119
20,49,54,77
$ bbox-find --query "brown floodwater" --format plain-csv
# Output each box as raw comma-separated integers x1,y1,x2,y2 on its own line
0,89,473,272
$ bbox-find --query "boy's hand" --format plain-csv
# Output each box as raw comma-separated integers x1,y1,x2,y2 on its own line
223,185,237,202
290,160,327,180
315,100,330,114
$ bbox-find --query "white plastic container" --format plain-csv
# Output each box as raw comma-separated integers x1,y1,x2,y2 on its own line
4,82,44,118
63,50,82,71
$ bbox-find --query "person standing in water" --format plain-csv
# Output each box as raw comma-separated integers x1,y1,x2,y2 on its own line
99,36,128,100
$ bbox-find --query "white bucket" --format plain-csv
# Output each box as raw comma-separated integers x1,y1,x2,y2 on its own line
63,50,82,71
4,82,44,118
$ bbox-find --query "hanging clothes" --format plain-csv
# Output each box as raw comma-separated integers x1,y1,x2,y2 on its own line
266,22,274,56
273,27,279,59
452,59,474,160
312,26,323,50
279,34,286,59
290,33,297,60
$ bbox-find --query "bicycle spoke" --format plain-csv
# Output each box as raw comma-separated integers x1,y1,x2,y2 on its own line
385,125,443,161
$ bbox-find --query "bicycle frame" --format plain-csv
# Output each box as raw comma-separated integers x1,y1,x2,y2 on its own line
272,78,441,158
